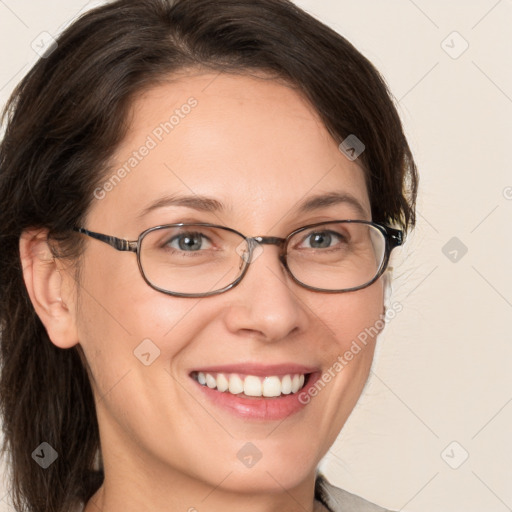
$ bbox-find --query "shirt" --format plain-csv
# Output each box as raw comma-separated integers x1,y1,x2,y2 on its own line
315,472,394,512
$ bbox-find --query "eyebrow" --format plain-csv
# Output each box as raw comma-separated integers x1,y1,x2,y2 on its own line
296,191,369,219
137,191,369,219
137,194,225,219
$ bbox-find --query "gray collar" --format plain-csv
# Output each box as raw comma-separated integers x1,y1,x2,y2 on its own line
315,472,394,512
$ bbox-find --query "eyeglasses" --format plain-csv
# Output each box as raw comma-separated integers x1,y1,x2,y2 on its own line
73,220,402,298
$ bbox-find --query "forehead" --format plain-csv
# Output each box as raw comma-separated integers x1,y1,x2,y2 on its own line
88,71,370,232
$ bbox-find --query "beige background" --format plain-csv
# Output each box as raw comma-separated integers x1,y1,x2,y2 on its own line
1,1,511,511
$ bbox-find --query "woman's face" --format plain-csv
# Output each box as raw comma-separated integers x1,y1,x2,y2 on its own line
76,72,384,496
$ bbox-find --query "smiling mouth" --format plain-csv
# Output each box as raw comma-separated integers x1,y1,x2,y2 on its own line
190,371,311,398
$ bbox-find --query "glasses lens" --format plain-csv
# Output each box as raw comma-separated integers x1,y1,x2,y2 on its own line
286,222,386,291
140,225,248,295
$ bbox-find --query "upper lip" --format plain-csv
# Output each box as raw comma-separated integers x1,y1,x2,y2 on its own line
190,363,319,377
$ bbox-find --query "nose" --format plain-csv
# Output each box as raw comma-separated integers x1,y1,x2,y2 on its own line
222,241,308,342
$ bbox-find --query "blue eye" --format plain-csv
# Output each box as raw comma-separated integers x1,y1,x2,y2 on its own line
166,232,213,252
300,230,346,249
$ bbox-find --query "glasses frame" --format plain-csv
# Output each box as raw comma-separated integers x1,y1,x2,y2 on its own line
73,220,403,298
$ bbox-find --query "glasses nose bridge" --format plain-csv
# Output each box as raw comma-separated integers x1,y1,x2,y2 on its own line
251,235,286,254
244,235,287,264
252,235,286,247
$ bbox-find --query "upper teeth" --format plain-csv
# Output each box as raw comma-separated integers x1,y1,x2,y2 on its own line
194,372,306,397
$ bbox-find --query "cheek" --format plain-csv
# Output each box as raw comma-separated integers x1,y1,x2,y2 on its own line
74,250,218,395
312,279,384,355
302,282,384,440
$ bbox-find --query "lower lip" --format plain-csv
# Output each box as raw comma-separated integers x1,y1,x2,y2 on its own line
191,372,321,421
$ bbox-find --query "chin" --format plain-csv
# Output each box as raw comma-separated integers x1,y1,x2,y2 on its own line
213,462,316,494
202,443,320,494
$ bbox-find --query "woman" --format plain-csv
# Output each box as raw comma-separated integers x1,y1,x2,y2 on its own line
0,0,418,511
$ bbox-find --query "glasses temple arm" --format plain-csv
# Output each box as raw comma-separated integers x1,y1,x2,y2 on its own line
73,227,137,252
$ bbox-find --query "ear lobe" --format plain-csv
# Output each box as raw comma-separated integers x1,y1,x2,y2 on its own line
19,229,79,349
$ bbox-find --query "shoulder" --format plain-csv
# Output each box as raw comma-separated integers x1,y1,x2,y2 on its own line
315,472,395,512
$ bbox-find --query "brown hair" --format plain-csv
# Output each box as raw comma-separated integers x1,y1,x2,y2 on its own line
0,0,418,510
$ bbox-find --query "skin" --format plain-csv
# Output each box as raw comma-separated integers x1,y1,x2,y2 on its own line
20,71,386,512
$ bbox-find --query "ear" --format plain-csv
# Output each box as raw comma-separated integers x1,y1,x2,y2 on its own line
19,229,79,349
